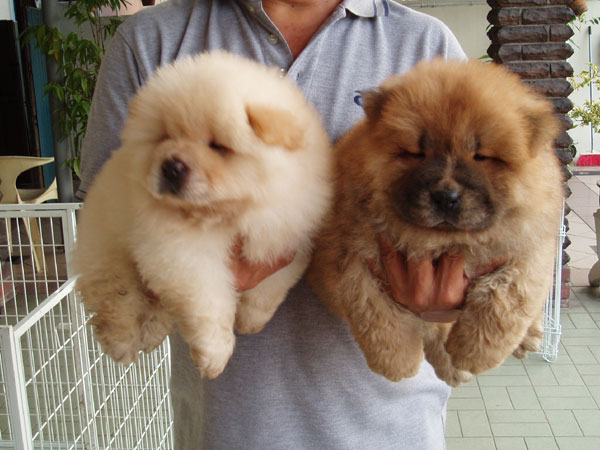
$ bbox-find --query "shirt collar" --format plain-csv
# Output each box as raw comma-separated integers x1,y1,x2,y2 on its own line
342,0,390,17
237,1,390,18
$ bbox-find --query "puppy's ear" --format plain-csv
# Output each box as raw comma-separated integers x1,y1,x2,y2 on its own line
362,88,389,123
246,104,304,150
520,98,560,157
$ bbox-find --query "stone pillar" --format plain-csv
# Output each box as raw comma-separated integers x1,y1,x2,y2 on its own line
487,0,575,305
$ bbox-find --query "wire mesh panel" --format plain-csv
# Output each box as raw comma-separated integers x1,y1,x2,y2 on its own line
536,208,566,363
0,204,173,449
0,205,74,327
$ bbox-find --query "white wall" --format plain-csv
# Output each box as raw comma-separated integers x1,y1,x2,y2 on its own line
0,0,14,21
564,1,600,155
412,3,490,60
412,1,600,157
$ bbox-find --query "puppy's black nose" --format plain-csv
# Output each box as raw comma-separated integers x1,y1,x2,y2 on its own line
431,189,461,213
161,157,189,194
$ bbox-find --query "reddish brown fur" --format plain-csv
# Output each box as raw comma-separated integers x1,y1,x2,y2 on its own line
308,60,564,386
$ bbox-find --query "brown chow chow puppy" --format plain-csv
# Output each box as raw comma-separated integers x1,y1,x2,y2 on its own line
73,52,331,378
308,59,564,386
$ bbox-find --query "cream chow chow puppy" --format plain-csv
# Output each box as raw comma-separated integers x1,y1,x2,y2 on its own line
73,51,332,378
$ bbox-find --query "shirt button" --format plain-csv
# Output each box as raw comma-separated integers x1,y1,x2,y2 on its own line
279,68,287,78
247,5,255,14
268,34,279,45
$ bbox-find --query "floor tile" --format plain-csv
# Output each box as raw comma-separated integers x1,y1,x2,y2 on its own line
573,409,600,436
534,386,590,397
585,385,600,405
545,410,583,436
567,313,599,328
446,437,495,450
445,410,461,438
447,173,600,449
561,327,600,337
449,386,481,399
582,374,600,385
589,346,600,362
560,314,575,328
494,437,526,450
447,398,485,411
458,410,492,437
477,376,531,387
564,345,598,365
490,422,552,437
501,356,524,366
525,365,558,386
523,437,559,450
507,386,541,410
480,387,512,410
554,436,600,449
576,364,600,375
550,365,586,385
480,365,527,377
538,396,598,410
486,410,546,423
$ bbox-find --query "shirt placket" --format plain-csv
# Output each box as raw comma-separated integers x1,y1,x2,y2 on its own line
242,1,294,73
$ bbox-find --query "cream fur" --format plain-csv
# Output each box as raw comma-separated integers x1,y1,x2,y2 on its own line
308,59,564,386
73,51,332,378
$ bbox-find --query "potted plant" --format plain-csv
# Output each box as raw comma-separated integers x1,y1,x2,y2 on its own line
21,0,130,176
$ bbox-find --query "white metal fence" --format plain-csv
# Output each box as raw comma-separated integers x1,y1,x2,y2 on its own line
0,204,173,450
537,208,566,363
0,201,567,449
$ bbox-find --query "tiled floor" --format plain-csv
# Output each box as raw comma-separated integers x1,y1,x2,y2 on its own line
446,167,600,450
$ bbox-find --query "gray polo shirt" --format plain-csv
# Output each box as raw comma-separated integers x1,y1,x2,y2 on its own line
77,1,466,449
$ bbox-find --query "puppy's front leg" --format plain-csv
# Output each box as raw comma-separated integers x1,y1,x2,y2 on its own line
175,292,237,379
513,310,543,359
351,304,424,382
423,323,472,387
445,263,548,374
235,249,310,334
139,242,237,379
78,258,172,364
345,264,426,382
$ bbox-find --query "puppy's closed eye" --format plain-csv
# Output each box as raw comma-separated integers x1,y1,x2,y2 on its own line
209,141,233,157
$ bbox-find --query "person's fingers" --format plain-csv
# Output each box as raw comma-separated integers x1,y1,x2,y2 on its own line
433,253,468,310
378,236,411,303
370,236,469,322
229,237,295,291
406,257,434,313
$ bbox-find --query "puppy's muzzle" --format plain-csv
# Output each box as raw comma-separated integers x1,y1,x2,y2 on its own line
431,189,461,215
160,157,189,194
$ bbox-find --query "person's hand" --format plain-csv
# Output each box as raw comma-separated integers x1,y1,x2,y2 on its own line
229,237,296,291
367,236,506,323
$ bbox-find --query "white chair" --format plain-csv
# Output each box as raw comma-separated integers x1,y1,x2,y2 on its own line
0,156,59,272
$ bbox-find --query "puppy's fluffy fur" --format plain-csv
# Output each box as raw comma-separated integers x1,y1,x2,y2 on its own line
73,52,331,378
308,59,564,386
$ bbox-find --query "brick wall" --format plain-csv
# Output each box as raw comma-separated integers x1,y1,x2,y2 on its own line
487,0,576,303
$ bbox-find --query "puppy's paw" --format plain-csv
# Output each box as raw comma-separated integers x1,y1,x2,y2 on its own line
445,328,501,374
435,366,473,387
364,347,423,382
139,313,173,353
234,304,271,334
188,331,235,379
90,316,141,365
513,333,541,359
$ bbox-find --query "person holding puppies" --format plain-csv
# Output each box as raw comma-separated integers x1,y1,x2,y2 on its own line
78,0,476,448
